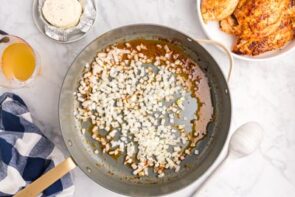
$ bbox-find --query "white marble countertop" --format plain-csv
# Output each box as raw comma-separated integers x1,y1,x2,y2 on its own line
1,0,295,196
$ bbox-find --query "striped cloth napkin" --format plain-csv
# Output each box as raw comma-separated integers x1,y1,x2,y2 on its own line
0,93,74,197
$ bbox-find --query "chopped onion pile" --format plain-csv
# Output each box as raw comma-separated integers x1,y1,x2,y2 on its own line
75,41,209,177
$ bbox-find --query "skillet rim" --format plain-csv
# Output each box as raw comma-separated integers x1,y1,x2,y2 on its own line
58,23,232,196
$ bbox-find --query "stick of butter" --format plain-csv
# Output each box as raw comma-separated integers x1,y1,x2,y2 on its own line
42,0,82,28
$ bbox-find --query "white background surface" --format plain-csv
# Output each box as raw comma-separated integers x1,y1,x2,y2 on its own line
1,0,295,196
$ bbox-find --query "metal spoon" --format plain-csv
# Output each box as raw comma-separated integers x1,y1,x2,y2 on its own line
0,30,9,43
193,122,264,196
0,30,8,35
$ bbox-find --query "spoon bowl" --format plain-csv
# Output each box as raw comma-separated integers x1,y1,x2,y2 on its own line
229,122,264,158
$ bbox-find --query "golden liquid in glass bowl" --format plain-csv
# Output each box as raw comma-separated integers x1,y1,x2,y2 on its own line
1,42,36,81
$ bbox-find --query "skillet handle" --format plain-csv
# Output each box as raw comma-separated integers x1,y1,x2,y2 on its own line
14,157,76,197
195,39,233,82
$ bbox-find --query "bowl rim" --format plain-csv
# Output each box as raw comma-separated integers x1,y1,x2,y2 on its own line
196,0,295,62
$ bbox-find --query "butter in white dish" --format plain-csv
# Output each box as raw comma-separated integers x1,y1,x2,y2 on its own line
42,0,82,28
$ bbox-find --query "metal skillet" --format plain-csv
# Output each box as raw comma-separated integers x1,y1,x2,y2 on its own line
15,24,232,197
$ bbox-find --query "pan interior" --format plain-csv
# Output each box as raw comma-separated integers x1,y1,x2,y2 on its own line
59,25,231,196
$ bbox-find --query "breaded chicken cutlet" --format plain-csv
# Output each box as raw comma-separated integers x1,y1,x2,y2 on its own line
202,0,295,56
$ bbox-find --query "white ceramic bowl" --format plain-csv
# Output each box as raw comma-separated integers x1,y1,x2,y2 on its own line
196,0,295,61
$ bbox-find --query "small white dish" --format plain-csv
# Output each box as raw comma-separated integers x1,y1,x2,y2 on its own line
196,0,295,61
32,0,97,43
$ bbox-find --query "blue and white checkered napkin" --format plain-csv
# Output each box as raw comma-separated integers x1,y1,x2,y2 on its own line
0,93,74,197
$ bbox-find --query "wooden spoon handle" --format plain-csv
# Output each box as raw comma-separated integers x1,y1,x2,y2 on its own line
14,157,76,197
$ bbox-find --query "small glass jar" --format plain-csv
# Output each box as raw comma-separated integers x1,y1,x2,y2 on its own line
0,32,41,89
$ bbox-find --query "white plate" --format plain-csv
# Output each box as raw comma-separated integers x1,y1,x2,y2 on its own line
196,0,295,61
